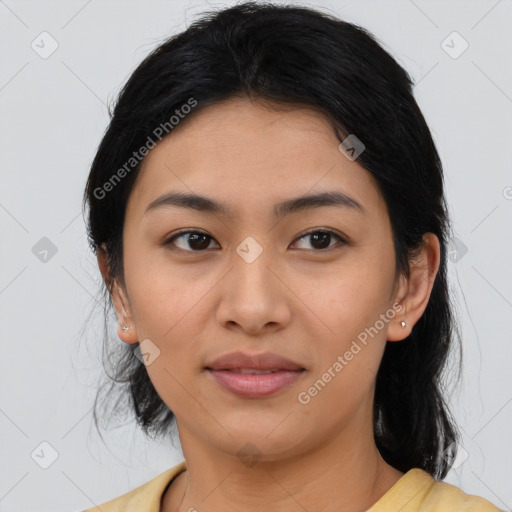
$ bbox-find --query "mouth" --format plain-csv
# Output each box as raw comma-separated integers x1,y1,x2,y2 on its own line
204,351,306,398
204,350,305,372
206,368,305,398
204,352,305,397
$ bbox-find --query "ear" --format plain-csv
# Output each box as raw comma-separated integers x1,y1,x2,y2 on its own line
386,233,441,342
97,246,139,344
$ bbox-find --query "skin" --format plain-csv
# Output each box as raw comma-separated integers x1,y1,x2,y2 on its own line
98,96,440,512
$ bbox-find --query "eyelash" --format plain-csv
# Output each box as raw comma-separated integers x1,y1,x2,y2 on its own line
163,228,347,253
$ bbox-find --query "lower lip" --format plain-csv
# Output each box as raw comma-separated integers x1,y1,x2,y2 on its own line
206,369,305,398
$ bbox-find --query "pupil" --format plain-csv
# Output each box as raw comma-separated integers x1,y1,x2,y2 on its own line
189,233,210,250
311,232,330,249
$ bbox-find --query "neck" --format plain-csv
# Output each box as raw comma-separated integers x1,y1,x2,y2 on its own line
162,418,404,512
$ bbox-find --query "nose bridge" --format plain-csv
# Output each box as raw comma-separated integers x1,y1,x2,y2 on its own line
231,233,275,294
214,233,290,332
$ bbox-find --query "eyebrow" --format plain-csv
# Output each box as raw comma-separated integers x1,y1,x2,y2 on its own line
144,190,366,218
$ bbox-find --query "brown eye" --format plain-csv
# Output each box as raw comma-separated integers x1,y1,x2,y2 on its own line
165,230,219,252
291,229,346,251
164,228,346,253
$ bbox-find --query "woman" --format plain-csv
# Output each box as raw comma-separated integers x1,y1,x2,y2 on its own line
81,2,502,511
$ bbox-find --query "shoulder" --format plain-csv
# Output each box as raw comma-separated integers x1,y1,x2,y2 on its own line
370,468,503,512
420,474,503,512
81,460,187,512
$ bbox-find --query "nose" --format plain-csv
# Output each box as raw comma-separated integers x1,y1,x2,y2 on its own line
215,245,292,336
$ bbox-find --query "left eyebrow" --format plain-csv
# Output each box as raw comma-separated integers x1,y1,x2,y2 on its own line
274,190,366,217
144,190,366,218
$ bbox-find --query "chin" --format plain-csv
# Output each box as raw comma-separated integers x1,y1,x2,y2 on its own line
212,423,310,462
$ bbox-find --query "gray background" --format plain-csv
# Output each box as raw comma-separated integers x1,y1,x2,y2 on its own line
0,0,511,510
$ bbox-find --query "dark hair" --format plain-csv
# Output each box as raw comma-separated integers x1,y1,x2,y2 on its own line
83,1,461,479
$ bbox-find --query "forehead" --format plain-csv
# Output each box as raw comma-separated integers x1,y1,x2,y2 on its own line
126,96,386,221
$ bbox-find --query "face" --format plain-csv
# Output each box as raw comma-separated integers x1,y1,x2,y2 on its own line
109,96,413,462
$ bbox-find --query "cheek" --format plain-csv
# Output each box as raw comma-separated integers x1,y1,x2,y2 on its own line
300,260,394,396
123,246,208,336
123,249,219,369
312,260,393,331
296,275,390,418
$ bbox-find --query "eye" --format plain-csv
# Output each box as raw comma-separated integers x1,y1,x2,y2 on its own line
291,229,347,251
164,228,347,253
165,230,219,252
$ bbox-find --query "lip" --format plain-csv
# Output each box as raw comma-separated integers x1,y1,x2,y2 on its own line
205,351,305,371
206,369,305,398
204,351,306,399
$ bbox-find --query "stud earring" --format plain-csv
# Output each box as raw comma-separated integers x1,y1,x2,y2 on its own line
400,321,406,328
121,324,130,331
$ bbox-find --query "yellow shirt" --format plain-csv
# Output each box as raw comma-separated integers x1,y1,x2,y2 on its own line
82,460,503,512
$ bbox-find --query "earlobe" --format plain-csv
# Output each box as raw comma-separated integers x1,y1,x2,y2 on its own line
116,321,138,344
386,304,409,342
387,233,441,342
111,281,139,344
